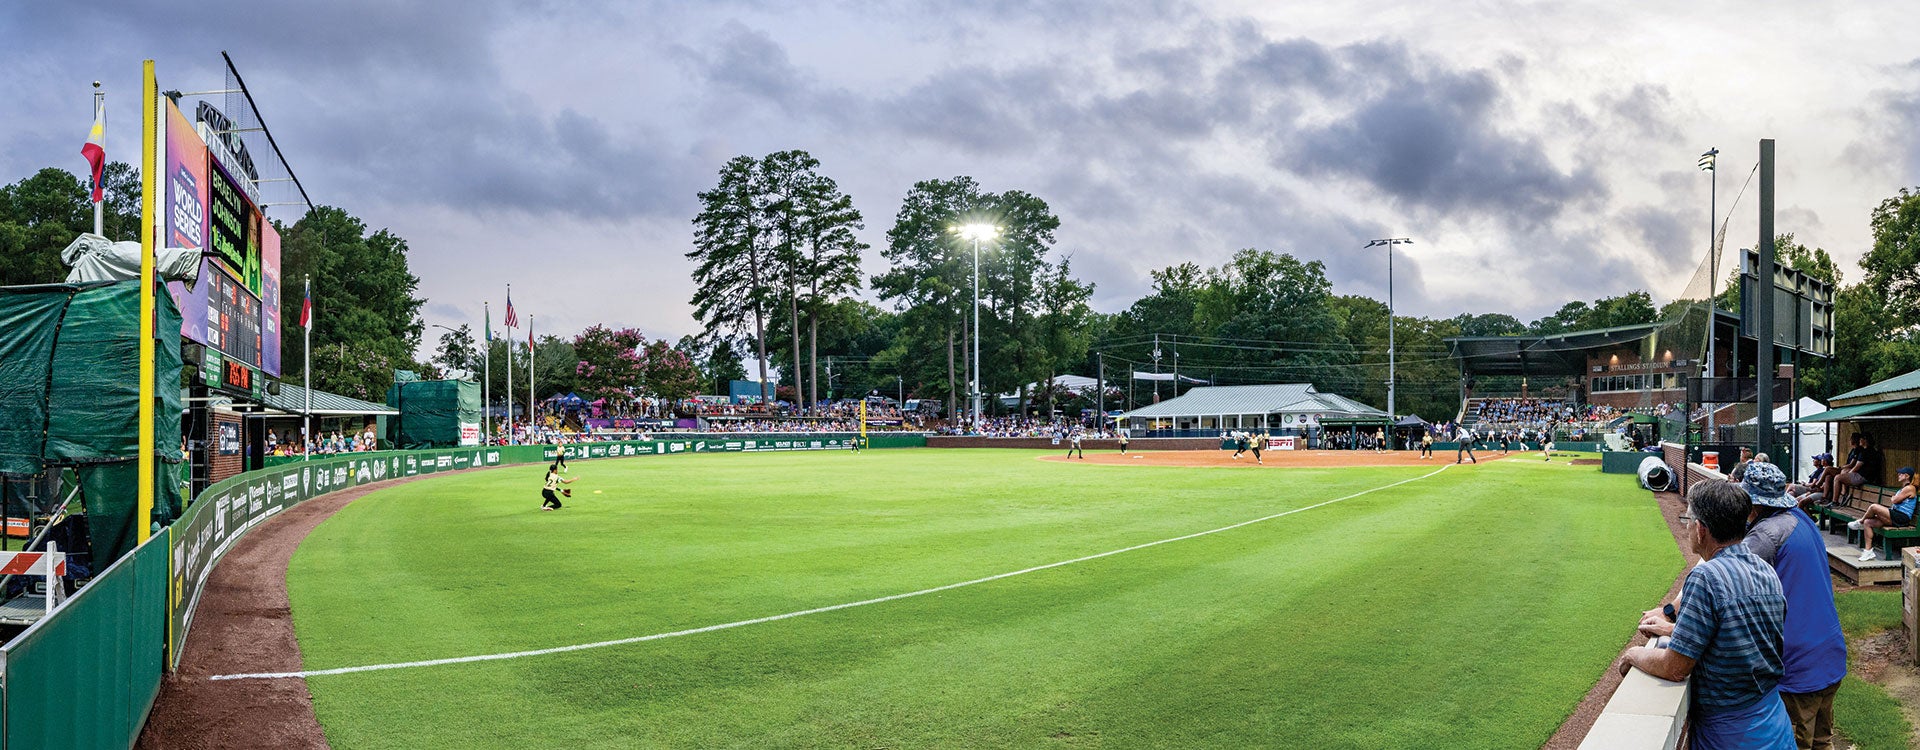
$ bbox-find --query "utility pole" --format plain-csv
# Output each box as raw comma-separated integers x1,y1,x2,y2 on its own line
1756,139,1776,457
1096,351,1105,427
1171,335,1180,399
1152,334,1162,404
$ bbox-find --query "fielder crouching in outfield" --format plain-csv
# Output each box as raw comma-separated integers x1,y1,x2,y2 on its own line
541,463,576,511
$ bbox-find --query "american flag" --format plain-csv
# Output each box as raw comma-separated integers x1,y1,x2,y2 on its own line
504,291,518,328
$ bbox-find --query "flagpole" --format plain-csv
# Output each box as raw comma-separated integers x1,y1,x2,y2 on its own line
304,276,312,462
483,301,492,445
528,314,535,438
92,83,104,236
506,284,514,446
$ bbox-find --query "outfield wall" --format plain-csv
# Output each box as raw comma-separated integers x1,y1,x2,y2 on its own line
5,432,921,750
0,530,169,750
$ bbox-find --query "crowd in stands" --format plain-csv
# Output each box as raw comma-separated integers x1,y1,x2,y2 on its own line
265,426,380,455
951,416,1115,439
1466,398,1569,433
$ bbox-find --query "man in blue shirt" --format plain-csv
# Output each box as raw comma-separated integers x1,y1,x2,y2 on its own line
1624,479,1794,749
1739,462,1848,749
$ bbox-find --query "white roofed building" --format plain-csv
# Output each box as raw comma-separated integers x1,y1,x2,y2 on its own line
1117,383,1387,436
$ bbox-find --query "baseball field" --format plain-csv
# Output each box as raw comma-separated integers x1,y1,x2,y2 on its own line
272,448,1679,748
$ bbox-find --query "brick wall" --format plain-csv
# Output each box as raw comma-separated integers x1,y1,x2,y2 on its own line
926,437,1224,451
209,411,243,484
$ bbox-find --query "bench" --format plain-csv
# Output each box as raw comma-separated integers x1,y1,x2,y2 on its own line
1812,482,1919,559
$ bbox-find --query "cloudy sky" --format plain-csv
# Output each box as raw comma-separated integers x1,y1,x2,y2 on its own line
5,1,1917,353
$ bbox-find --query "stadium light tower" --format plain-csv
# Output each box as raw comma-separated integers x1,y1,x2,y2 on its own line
1365,237,1414,419
952,223,1000,429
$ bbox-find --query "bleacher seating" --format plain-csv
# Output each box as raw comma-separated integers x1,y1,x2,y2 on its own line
1811,483,1919,560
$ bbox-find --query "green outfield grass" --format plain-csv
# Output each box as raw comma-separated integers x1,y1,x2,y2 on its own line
286,449,1679,749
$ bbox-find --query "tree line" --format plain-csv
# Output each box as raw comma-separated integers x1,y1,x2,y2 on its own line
6,158,1919,422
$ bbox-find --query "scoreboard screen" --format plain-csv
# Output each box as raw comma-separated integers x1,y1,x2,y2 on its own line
203,270,263,369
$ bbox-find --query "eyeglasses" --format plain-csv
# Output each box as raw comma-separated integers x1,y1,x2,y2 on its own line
1678,514,1694,525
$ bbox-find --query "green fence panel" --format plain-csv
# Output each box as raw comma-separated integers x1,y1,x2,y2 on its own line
2,529,168,750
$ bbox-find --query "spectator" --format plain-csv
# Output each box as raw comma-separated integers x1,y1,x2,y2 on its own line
1788,454,1830,506
1848,466,1918,562
1727,447,1755,482
1623,479,1793,749
1741,462,1848,749
1823,433,1880,504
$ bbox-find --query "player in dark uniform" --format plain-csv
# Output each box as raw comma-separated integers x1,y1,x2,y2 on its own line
1232,432,1250,460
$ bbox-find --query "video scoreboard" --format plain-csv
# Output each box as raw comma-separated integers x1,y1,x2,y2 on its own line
161,97,282,397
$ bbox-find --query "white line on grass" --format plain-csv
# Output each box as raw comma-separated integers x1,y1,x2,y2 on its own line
213,463,1453,681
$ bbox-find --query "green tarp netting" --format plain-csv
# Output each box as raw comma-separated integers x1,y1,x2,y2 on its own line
0,281,184,563
386,379,482,449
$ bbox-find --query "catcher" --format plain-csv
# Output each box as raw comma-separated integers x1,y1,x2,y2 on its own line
541,463,576,511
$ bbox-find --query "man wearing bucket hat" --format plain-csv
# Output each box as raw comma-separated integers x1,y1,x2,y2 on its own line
1849,466,1919,562
1742,461,1848,749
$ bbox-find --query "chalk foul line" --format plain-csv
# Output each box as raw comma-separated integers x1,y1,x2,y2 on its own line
213,463,1451,681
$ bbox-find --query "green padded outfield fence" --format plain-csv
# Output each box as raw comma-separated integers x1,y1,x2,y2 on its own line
0,530,168,750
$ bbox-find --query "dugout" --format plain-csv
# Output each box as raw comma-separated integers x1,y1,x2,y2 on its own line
0,281,185,567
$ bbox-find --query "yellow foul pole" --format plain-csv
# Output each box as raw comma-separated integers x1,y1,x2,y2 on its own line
137,60,157,543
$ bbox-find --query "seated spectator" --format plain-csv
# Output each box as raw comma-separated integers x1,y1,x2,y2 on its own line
1623,479,1794,749
1823,433,1880,504
1787,454,1829,504
1848,466,1918,561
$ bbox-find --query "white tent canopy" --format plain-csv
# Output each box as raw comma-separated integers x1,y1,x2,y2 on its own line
1736,396,1831,480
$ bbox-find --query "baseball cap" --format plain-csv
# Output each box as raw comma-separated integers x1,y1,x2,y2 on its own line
1740,462,1793,508
1899,466,1916,477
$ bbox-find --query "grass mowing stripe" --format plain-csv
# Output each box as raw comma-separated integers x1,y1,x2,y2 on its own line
216,462,1452,681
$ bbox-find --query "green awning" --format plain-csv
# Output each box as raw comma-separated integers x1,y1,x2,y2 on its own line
1788,398,1916,423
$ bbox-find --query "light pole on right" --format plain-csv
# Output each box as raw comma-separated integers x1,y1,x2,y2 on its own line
953,223,1000,430
1365,237,1414,419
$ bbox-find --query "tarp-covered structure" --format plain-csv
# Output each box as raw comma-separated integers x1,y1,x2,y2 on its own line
386,379,483,448
0,281,184,564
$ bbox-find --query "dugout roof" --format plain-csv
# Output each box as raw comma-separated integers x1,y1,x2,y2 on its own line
1445,322,1666,378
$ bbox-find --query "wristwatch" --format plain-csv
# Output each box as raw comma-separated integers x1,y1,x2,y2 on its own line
1662,602,1678,622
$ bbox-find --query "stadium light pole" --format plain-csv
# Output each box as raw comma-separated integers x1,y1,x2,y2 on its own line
1700,147,1719,440
1365,238,1413,419
953,223,1000,430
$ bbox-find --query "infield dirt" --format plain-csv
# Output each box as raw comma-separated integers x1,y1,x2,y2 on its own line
1039,448,1529,468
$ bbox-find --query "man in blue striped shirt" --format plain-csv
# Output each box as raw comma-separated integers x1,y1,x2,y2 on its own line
1623,479,1793,749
